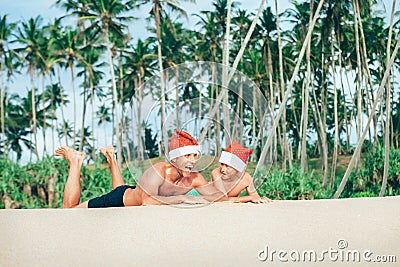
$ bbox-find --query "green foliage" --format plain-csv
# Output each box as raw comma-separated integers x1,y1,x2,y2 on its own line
0,157,138,208
257,166,334,200
341,147,400,198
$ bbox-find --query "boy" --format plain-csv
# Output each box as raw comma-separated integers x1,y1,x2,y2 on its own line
211,141,271,203
56,130,227,208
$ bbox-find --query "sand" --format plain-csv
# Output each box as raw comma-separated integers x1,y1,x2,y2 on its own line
0,196,399,267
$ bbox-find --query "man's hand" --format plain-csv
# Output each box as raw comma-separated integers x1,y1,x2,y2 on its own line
182,196,209,205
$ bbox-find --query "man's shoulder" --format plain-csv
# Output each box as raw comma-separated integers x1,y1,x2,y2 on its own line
152,161,172,169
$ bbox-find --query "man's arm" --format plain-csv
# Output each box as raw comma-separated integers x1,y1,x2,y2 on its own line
138,164,209,205
210,169,228,195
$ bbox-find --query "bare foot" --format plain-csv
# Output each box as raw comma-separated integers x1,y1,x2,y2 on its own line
99,146,116,165
55,146,86,165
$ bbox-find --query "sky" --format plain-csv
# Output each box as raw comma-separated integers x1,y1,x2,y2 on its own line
1,0,294,40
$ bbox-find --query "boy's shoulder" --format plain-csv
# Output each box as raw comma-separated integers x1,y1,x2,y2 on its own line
241,172,253,182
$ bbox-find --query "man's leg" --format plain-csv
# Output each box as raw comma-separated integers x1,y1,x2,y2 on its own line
99,146,125,189
55,146,87,208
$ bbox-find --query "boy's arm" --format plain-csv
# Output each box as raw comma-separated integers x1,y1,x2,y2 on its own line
226,173,271,203
138,165,207,205
245,174,271,203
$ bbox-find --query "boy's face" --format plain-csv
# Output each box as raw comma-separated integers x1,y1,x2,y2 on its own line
173,153,198,173
219,163,239,177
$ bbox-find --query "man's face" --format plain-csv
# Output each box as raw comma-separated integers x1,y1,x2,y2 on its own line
173,153,198,172
219,163,240,177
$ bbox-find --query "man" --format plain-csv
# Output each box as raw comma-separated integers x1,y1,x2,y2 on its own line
56,130,227,208
211,141,271,203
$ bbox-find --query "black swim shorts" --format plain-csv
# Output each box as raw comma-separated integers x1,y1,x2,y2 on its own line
87,185,136,208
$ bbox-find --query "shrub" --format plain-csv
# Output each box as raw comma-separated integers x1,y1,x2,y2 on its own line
341,147,400,198
257,166,334,200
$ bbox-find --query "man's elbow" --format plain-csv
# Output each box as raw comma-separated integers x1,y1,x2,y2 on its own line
214,193,228,202
142,195,160,205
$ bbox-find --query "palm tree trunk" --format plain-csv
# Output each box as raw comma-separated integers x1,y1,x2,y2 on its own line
153,1,168,152
91,80,96,161
232,78,242,141
175,66,180,130
354,0,377,150
57,68,68,146
301,0,313,172
380,0,396,197
352,0,363,169
275,0,283,168
221,0,232,147
330,34,339,187
105,28,122,168
79,81,88,152
137,74,144,161
69,62,77,149
229,0,265,76
319,41,329,186
29,67,39,160
199,0,265,146
41,77,47,155
0,55,5,156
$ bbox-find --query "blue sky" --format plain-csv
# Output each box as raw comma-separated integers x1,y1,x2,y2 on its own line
1,0,293,41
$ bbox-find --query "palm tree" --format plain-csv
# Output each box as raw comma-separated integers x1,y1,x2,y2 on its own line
193,11,222,152
41,83,70,151
0,15,16,157
57,0,135,166
123,38,156,160
15,16,47,160
257,5,277,163
50,24,85,148
37,21,61,155
6,91,47,161
148,0,194,152
381,0,397,197
96,103,112,145
257,0,326,173
334,35,400,198
76,42,105,153
148,13,192,130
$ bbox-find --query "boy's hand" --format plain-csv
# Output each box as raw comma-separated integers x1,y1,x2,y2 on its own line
250,196,272,204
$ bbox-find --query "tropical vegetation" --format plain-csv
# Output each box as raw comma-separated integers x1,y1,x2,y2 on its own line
0,0,399,208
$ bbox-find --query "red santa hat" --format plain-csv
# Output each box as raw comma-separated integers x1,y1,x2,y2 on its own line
219,141,252,172
168,130,201,160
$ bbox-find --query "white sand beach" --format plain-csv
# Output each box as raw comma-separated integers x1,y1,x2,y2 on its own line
0,196,399,267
